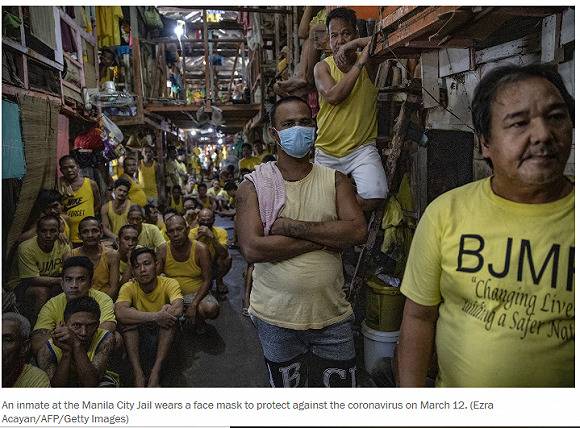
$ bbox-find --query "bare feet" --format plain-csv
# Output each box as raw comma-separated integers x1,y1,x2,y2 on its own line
274,77,312,98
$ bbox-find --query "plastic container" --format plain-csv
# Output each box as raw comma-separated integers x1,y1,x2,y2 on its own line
361,320,399,375
365,277,405,331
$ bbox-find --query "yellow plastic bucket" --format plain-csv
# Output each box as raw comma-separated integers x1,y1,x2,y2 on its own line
365,277,405,332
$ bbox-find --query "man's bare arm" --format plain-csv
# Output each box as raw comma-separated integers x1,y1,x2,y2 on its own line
236,181,322,264
270,172,367,249
79,333,114,386
314,59,364,106
397,299,438,387
100,204,117,240
115,301,158,325
90,179,101,217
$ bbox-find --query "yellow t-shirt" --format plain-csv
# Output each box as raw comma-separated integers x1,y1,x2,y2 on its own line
34,289,116,331
62,177,95,243
13,364,50,387
72,245,116,293
18,238,70,279
139,161,158,199
116,276,183,313
190,226,228,259
316,55,378,157
250,165,352,329
106,200,130,236
239,157,260,172
138,223,166,249
401,178,575,387
126,175,147,207
198,196,214,209
207,187,221,198
163,243,204,295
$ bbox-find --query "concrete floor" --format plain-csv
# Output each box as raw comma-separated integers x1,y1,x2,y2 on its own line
151,216,379,387
161,216,270,387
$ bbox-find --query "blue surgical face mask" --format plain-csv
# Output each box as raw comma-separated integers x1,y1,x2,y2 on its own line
276,126,316,158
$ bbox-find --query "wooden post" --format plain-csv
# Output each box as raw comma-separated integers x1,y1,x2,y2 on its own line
274,14,281,60
132,36,145,123
203,9,211,112
228,43,241,100
292,6,299,71
286,6,293,75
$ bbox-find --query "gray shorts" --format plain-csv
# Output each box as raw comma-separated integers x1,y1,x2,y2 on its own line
250,314,355,363
183,291,218,307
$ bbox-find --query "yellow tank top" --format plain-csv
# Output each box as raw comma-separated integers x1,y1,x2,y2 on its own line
126,175,147,207
139,161,158,199
72,245,111,293
107,200,130,236
164,242,203,295
250,164,352,329
199,196,213,209
316,55,378,157
119,258,128,275
170,196,184,214
62,178,95,243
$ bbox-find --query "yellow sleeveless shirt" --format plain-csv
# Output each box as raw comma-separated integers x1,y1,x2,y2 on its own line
62,178,95,243
72,245,111,293
170,196,184,214
164,242,203,295
316,55,378,157
107,200,130,235
126,175,147,207
139,161,158,199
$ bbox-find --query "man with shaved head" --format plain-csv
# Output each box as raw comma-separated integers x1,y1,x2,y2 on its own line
190,208,232,296
158,214,219,331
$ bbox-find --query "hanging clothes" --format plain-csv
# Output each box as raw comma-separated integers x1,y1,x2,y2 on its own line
2,100,26,179
96,6,124,48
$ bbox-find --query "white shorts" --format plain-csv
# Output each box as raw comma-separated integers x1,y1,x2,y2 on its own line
315,143,388,199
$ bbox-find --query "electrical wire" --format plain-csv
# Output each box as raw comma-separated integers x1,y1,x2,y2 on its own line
383,43,477,132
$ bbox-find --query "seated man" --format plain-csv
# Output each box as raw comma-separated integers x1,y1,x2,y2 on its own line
2,312,50,387
169,184,185,215
19,189,71,244
191,208,232,297
144,203,165,232
31,256,116,358
158,215,218,331
183,197,202,229
216,181,238,219
196,183,217,211
115,247,183,387
101,178,132,240
17,215,71,323
72,216,120,299
127,205,166,250
117,224,139,285
238,143,260,173
37,296,117,387
206,179,222,199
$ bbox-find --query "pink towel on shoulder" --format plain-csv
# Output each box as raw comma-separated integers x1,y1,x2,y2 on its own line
244,161,286,235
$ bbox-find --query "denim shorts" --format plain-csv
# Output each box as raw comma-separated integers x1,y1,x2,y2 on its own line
250,314,355,363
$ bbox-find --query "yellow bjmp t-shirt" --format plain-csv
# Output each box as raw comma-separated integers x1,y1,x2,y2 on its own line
190,226,228,259
138,223,166,249
316,55,378,158
18,238,70,279
13,364,50,387
401,178,575,387
163,244,204,295
139,161,158,199
116,276,183,313
239,157,260,171
72,245,116,293
250,165,352,329
34,289,116,332
62,177,95,243
126,175,147,207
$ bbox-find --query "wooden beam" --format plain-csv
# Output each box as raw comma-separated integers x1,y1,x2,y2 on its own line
159,6,292,14
203,9,211,112
380,6,420,30
228,43,241,100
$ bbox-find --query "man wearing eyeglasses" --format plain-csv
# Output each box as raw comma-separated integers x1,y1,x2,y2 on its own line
314,7,387,212
237,96,367,387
